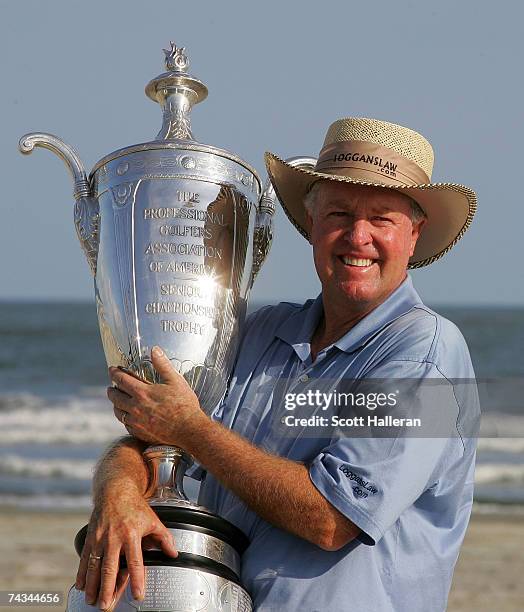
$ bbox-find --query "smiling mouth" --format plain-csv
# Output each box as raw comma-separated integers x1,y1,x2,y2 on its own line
339,256,375,267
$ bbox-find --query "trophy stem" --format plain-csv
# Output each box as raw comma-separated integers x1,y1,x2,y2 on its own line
143,445,193,506
156,91,195,140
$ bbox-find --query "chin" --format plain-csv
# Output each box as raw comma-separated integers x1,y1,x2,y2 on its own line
337,281,378,305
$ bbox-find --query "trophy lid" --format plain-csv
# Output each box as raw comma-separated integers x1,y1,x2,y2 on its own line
90,42,260,191
146,42,208,109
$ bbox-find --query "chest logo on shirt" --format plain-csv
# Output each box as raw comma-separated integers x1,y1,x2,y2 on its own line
339,465,378,499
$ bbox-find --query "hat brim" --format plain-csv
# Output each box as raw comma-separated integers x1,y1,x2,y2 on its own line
265,152,477,268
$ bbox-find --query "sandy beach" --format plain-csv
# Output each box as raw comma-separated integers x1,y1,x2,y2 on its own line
0,508,522,611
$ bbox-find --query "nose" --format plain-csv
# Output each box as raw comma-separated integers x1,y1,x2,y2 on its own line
343,219,372,246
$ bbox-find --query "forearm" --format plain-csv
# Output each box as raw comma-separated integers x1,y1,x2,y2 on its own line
183,416,358,550
92,435,149,506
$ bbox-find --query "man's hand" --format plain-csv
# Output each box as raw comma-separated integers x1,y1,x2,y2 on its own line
107,346,206,447
75,484,178,610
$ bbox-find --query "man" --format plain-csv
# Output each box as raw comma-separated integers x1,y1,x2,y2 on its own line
76,117,479,611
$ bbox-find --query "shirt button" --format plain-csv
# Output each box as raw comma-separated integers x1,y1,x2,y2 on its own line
299,373,309,382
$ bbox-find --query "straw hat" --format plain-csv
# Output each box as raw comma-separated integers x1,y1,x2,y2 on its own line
265,117,477,268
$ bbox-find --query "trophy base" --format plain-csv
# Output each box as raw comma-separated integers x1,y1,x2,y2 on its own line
66,568,252,611
68,506,252,612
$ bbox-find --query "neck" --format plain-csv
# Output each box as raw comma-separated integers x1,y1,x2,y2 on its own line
310,303,373,361
311,277,407,360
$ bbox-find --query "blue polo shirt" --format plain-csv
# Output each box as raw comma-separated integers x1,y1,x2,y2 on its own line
197,276,478,612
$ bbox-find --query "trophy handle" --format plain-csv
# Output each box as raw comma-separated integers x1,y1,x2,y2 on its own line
251,156,317,285
18,132,99,276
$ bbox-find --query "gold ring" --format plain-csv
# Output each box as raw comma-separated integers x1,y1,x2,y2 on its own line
87,553,103,571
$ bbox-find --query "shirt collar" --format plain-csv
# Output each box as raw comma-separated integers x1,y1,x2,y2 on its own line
275,275,423,358
274,295,323,362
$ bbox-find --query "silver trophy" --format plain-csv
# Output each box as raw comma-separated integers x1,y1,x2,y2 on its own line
20,41,315,611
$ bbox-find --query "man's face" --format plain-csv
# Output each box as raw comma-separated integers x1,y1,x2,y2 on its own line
306,181,425,314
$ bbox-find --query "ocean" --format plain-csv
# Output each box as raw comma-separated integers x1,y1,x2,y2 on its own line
0,301,523,511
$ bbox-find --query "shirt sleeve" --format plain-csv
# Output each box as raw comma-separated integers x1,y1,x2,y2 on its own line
308,360,463,545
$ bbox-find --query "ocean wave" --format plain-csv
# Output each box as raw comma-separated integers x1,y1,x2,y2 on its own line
472,502,524,515
0,493,92,510
475,463,524,485
477,438,524,453
479,414,524,437
1,449,523,492
0,455,95,479
2,391,524,446
0,392,47,412
0,391,124,444
0,495,522,514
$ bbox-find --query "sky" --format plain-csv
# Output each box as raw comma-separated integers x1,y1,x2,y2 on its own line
1,0,523,306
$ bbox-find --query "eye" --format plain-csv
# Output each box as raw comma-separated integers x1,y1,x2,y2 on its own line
372,216,393,224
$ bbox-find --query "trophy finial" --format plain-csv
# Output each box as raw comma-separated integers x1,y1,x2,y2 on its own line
163,42,189,72
145,41,208,141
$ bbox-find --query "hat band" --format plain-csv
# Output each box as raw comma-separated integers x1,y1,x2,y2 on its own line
316,141,430,186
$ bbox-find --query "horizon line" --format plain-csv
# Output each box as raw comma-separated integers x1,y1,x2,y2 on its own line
0,298,523,310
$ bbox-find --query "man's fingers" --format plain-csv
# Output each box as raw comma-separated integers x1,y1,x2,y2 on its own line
112,570,130,609
97,542,122,610
159,531,179,558
123,539,146,602
112,405,132,428
108,367,146,396
150,346,180,385
83,545,104,607
75,536,92,591
150,523,178,558
107,387,134,411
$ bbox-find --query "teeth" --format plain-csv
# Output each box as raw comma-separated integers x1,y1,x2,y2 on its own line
342,257,373,267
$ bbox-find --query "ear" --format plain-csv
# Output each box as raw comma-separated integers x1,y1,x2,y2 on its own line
304,210,314,244
409,218,426,256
